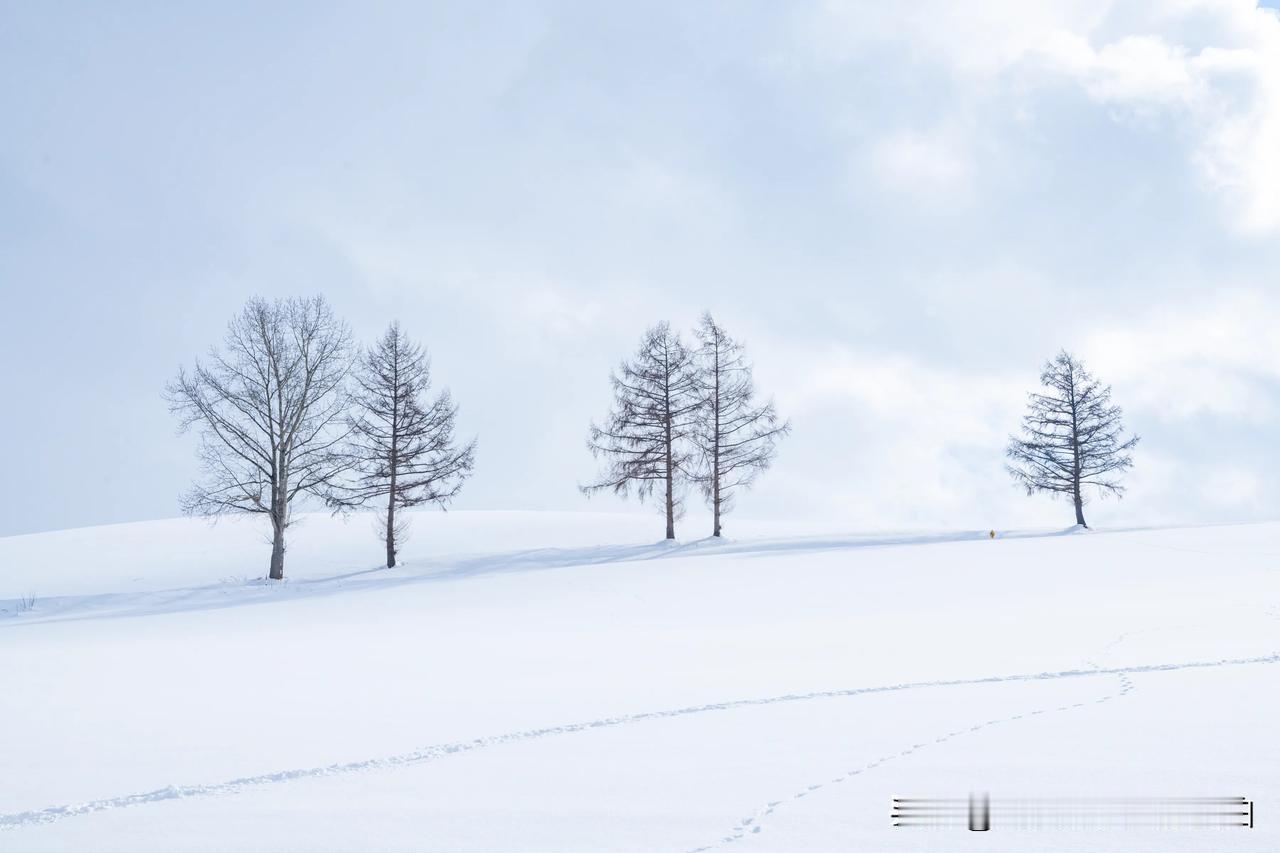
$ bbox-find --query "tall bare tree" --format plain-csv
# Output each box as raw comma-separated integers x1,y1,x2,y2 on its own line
691,313,790,537
165,296,354,579
583,322,698,539
343,322,476,568
1006,350,1139,527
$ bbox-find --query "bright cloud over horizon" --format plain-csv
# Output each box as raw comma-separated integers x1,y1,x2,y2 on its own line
3,0,1280,536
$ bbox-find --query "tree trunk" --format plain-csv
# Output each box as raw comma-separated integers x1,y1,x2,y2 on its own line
711,468,721,538
664,458,675,540
663,371,676,540
663,425,675,541
385,498,397,568
385,453,398,568
1069,379,1086,528
269,474,287,579
711,347,721,538
269,520,285,580
387,360,399,568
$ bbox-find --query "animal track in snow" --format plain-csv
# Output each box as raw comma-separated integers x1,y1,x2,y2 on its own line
688,636,1156,853
691,671,1137,851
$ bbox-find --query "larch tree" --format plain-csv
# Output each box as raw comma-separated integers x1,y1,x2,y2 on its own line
583,322,699,540
1006,350,1139,527
691,313,790,538
343,322,476,568
165,296,354,580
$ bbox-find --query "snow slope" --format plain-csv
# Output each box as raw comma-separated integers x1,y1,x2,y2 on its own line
1,511,1277,851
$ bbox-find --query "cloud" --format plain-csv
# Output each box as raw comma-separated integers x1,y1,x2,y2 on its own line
1084,288,1280,424
1035,7,1280,233
800,0,1111,74
1062,35,1196,103
764,346,1033,526
807,0,1280,233
864,128,973,200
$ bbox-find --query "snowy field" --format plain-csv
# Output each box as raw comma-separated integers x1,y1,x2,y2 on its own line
1,511,1276,851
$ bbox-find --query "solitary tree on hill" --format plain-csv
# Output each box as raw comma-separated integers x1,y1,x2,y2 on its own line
1006,350,1138,528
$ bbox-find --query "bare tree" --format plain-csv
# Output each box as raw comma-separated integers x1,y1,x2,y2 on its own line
165,296,353,580
690,313,790,538
583,322,699,539
343,322,476,568
1006,350,1139,527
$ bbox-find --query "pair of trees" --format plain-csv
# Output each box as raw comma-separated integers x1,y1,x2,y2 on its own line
166,296,474,579
583,313,790,539
1006,350,1139,528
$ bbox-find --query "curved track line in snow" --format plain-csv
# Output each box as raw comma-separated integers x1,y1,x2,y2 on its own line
1,654,1274,832
690,669,1137,850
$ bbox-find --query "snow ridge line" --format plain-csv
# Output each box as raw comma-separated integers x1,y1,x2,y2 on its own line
2,653,1275,831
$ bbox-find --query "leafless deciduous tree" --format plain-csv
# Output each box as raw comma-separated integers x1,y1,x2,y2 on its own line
583,322,698,539
165,296,353,579
1006,350,1139,527
691,313,790,537
342,322,476,568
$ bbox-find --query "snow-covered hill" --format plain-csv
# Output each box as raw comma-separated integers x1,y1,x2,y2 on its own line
1,511,1276,851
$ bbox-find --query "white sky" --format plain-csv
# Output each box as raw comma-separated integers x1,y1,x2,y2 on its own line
3,0,1280,536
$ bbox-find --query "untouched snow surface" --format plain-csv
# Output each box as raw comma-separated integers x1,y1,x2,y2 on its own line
1,510,1277,851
